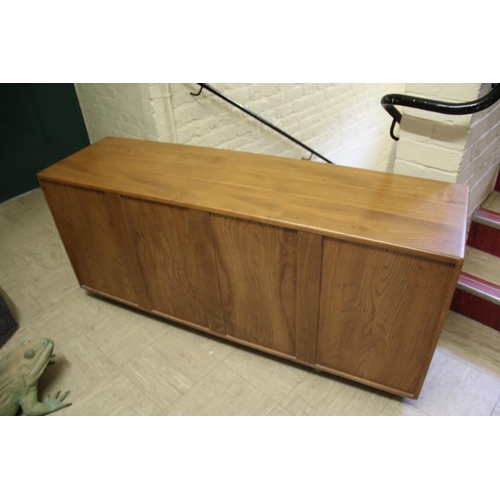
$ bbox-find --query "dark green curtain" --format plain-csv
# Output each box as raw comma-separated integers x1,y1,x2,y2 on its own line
0,83,90,203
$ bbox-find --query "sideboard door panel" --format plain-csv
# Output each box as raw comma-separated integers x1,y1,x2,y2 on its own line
317,238,456,396
211,215,297,356
121,198,225,334
41,182,141,305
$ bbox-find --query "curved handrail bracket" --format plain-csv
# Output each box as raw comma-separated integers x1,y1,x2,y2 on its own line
190,85,203,97
381,84,500,140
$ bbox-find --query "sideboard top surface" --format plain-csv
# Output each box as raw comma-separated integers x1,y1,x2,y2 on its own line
38,137,469,261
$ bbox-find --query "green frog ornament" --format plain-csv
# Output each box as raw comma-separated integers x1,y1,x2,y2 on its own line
0,338,71,416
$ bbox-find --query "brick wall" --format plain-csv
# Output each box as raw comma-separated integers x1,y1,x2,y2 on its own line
394,83,500,217
168,83,403,171
75,83,405,172
75,84,154,143
457,84,500,214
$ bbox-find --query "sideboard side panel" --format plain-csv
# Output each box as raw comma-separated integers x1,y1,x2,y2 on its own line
211,215,297,356
41,181,139,304
317,238,456,396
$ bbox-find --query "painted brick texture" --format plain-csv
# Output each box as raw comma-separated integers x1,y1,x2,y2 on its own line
171,83,403,171
394,83,500,218
75,83,405,172
458,84,500,214
75,84,151,143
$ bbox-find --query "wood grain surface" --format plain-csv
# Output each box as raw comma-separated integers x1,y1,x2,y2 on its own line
211,215,297,355
295,231,322,364
121,198,225,334
316,237,457,396
37,137,468,261
41,181,141,305
38,138,468,398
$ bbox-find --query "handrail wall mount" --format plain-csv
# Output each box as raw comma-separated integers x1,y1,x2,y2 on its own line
381,84,500,141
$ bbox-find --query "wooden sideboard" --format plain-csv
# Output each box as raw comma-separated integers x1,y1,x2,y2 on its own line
38,137,469,399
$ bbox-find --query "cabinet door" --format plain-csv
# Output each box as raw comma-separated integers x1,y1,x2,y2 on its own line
316,237,456,397
211,215,322,360
41,182,146,306
121,198,225,335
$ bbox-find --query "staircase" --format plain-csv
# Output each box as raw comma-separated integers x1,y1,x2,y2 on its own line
451,178,500,330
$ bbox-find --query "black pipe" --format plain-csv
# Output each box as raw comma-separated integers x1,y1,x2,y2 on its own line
381,84,500,140
192,83,334,164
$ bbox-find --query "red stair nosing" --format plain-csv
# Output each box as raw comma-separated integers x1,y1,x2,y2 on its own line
457,272,500,300
451,272,500,331
474,207,500,224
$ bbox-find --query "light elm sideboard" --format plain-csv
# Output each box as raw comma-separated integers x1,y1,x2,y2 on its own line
38,137,469,398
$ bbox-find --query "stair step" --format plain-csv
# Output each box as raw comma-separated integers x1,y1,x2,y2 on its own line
461,247,500,287
467,206,500,257
451,273,500,331
450,190,500,330
456,273,500,306
482,190,500,212
451,246,500,331
472,207,500,229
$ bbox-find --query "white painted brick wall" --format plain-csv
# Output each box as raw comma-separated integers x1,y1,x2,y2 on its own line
394,83,500,218
458,84,500,214
402,83,480,127
76,83,405,172
173,83,406,171
75,84,152,143
397,140,463,172
405,83,481,102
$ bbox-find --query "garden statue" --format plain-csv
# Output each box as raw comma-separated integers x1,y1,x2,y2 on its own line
0,338,71,416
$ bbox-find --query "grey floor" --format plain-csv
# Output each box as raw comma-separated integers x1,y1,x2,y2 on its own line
1,188,500,416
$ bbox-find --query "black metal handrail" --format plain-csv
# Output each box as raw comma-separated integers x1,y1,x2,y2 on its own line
191,83,334,164
382,84,500,141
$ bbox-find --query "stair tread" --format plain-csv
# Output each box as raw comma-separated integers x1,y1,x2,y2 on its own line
462,247,500,287
482,191,500,213
441,311,500,377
